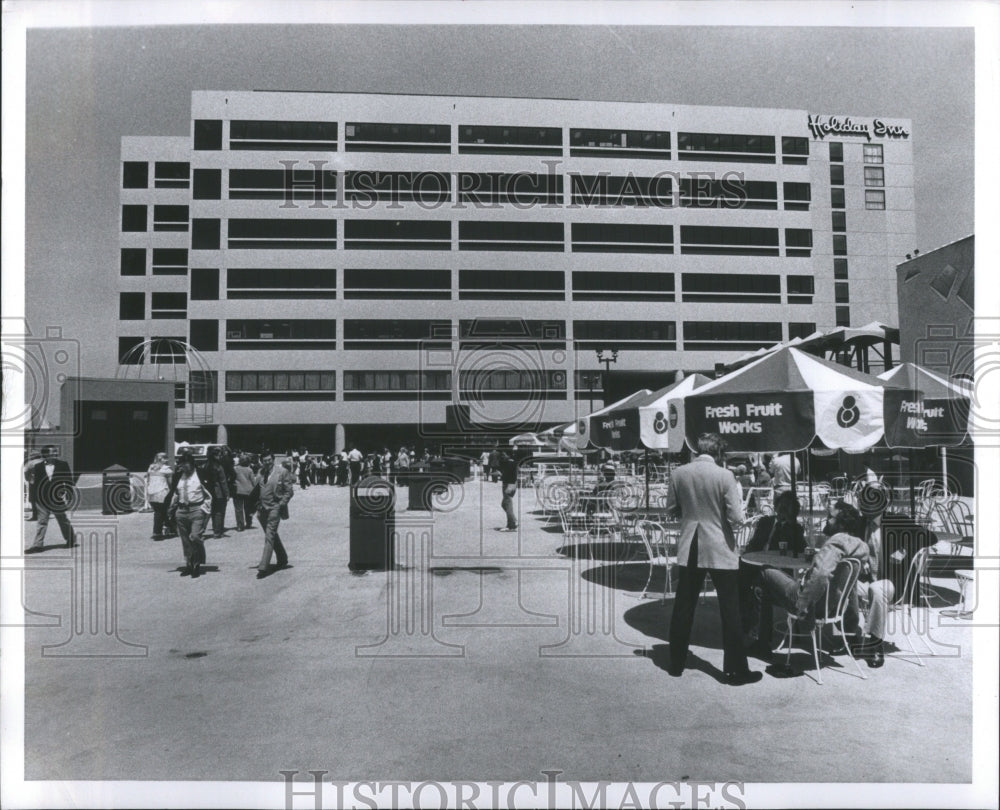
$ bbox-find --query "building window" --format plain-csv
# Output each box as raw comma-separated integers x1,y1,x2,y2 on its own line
831,187,845,209
571,223,673,253
782,182,811,211
343,370,451,401
681,273,780,304
229,167,337,203
345,268,451,300
573,321,677,351
118,336,144,365
864,166,885,187
865,190,886,210
678,132,776,163
121,205,147,232
229,218,337,249
680,225,779,256
829,142,843,162
458,125,561,156
345,171,451,205
569,175,672,208
785,228,813,257
459,269,564,301
829,164,844,186
190,268,219,300
227,370,337,401
193,119,223,150
679,179,777,210
930,264,960,300
458,173,560,206
149,337,186,364
228,267,337,299
786,275,815,304
227,319,337,350
151,292,187,319
154,162,189,189
458,369,566,401
230,120,338,151
571,271,674,302
831,211,847,232
152,248,187,276
346,219,449,250
835,281,851,304
193,169,222,200
459,319,565,348
459,221,563,252
863,143,884,164
788,322,816,340
569,128,670,159
186,371,218,404
835,306,851,327
191,218,220,250
781,136,809,164
189,320,219,353
342,319,450,350
153,205,189,232
119,293,144,320
683,321,782,351
834,258,849,280
832,234,848,256
122,162,148,189
346,122,450,154
120,248,146,276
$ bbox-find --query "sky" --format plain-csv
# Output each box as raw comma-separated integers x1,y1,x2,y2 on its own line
12,11,981,422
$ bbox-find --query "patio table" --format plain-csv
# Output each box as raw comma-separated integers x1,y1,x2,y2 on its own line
741,549,809,574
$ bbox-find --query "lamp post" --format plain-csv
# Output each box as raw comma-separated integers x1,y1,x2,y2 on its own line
594,349,619,408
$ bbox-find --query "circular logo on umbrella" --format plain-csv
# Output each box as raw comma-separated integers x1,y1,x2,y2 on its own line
837,395,861,428
653,410,668,434
668,403,678,429
577,419,586,434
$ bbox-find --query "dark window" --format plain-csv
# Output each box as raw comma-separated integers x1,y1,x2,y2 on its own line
459,269,564,301
683,321,782,350
829,164,844,185
783,182,811,211
120,248,146,276
786,275,815,304
343,319,450,350
227,267,337,299
833,234,848,256
152,248,188,275
831,187,845,209
459,125,562,156
569,175,672,207
681,273,780,303
835,282,851,304
226,319,337,350
829,142,843,162
343,370,451,401
188,371,218,404
189,320,218,352
835,306,851,327
345,171,451,205
678,132,776,163
190,268,219,300
345,268,451,300
118,336,144,365
571,222,672,253
346,219,449,250
573,320,676,350
832,211,846,232
346,122,450,153
122,161,148,188
572,271,674,302
930,264,960,299
151,292,187,319
679,178,777,210
153,205,189,232
227,370,337,401
122,205,147,232
194,119,223,150
865,190,886,210
154,162,189,189
191,219,220,250
789,322,817,340
230,167,338,202
781,136,809,164
230,120,338,151
785,228,813,257
459,220,563,252
228,218,337,249
457,173,561,206
149,338,186,364
459,319,565,348
119,292,144,320
569,128,670,159
458,369,566,400
193,169,222,200
834,259,849,279
680,225,779,256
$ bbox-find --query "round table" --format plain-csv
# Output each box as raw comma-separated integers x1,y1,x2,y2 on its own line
740,549,809,574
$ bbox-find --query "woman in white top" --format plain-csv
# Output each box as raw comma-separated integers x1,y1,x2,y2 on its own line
146,452,173,540
167,450,212,577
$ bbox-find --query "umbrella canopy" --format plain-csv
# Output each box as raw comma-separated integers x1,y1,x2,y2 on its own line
570,389,652,450
509,432,549,447
878,363,971,448
678,347,912,453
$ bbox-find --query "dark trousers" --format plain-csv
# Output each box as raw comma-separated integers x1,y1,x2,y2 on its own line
257,507,288,571
151,500,169,537
349,461,362,485
669,536,749,675
210,495,228,536
233,494,253,530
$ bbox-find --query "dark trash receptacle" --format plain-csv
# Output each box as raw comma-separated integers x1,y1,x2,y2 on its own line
102,464,133,515
430,457,471,481
407,472,447,511
349,480,396,571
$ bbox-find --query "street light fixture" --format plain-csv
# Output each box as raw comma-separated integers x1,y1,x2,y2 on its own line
586,348,619,411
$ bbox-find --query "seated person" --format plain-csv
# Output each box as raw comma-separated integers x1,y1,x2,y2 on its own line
751,500,871,659
587,462,618,514
734,464,756,493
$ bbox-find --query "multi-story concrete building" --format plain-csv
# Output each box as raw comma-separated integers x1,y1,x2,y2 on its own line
117,92,914,451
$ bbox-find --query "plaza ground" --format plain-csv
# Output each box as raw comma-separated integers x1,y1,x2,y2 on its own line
20,477,975,785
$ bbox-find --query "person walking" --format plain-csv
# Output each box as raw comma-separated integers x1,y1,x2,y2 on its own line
666,433,760,685
25,446,76,553
232,454,257,532
256,451,294,579
146,452,173,540
204,446,232,538
348,446,363,485
497,450,519,532
165,448,212,577
395,446,410,487
23,450,41,521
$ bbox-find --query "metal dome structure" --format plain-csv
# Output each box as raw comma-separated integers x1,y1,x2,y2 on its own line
116,338,215,427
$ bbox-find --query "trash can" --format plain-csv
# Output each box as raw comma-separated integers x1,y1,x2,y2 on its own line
431,457,471,481
102,464,133,515
407,471,445,511
349,479,396,570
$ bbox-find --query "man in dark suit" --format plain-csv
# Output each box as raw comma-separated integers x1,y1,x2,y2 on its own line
25,445,76,553
666,433,760,685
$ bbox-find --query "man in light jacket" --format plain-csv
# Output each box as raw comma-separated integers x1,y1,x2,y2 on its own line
666,433,756,685
256,451,294,579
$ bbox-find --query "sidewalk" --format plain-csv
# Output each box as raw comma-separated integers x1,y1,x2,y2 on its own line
21,477,974,783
